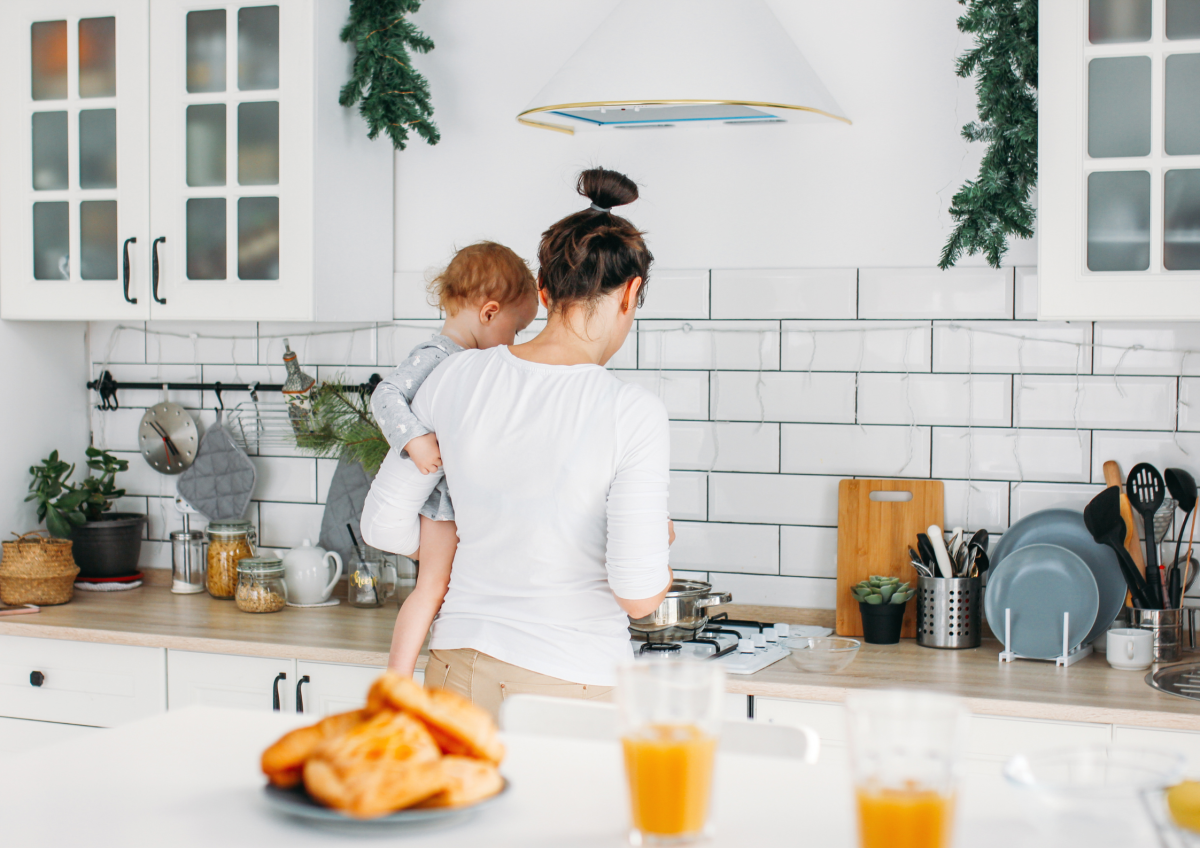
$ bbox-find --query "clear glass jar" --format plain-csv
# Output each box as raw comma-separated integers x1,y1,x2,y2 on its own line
206,519,256,599
348,545,385,608
235,556,287,613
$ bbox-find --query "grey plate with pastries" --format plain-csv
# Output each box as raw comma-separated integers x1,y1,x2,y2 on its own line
263,779,510,825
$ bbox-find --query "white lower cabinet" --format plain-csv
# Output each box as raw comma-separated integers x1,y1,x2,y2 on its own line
1114,725,1200,764
296,660,387,716
167,651,296,713
0,716,99,755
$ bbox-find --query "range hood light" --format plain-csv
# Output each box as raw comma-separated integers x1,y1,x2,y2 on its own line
518,0,849,134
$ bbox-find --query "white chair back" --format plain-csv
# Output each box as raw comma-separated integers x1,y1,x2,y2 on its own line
499,694,820,764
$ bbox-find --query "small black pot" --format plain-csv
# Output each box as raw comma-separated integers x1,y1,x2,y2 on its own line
70,513,146,578
859,601,907,645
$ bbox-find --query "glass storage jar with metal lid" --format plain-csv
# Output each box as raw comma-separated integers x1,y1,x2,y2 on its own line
206,519,256,599
235,556,287,613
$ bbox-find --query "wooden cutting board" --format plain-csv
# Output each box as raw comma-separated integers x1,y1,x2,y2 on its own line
836,479,944,638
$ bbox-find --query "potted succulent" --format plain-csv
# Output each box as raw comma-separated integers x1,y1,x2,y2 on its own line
853,576,916,645
27,448,146,578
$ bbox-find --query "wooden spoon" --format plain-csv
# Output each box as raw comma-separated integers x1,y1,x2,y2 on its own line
1104,460,1147,605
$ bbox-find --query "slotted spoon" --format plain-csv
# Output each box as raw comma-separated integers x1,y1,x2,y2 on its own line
1127,462,1166,608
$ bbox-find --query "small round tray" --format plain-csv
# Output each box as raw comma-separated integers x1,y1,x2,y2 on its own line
262,779,510,825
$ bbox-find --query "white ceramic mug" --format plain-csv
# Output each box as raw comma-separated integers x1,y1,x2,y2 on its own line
1106,628,1153,671
282,539,343,605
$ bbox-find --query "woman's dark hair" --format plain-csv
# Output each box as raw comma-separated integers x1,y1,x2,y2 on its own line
537,168,653,313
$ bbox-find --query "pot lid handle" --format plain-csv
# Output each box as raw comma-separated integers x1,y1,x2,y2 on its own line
695,592,732,608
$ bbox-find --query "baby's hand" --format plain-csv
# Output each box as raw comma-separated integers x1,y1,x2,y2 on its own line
668,519,676,547
405,433,443,475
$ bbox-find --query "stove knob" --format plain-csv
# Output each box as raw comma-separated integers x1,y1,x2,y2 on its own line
764,627,779,643
738,638,756,654
774,623,790,638
752,632,767,649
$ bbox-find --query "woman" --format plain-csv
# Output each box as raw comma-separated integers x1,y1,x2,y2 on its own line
361,167,673,717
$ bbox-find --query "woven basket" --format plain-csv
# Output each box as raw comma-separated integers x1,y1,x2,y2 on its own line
0,531,79,606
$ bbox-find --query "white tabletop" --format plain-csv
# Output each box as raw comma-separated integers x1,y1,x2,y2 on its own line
0,707,1165,847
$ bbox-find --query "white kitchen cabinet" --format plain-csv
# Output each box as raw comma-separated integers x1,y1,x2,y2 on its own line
1114,724,1200,762
0,0,392,321
0,635,165,727
295,659,384,716
1040,0,1200,319
167,650,296,712
0,716,99,756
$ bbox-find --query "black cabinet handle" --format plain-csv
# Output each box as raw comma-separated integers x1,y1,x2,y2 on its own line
29,671,44,687
122,237,138,304
151,236,166,305
272,672,287,711
295,675,310,713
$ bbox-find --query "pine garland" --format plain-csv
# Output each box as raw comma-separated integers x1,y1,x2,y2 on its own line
294,377,390,475
939,0,1038,269
339,0,439,150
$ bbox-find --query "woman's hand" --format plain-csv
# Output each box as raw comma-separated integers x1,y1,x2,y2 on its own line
405,433,443,475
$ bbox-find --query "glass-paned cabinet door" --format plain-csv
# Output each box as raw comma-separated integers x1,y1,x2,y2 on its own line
0,0,150,319
148,1,313,320
1041,0,1200,319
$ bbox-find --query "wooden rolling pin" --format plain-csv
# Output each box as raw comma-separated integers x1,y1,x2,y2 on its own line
1104,460,1147,607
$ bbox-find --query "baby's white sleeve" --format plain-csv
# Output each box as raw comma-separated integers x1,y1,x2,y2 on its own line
360,449,443,555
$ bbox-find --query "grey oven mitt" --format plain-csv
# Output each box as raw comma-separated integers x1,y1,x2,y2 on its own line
319,456,376,565
176,412,257,521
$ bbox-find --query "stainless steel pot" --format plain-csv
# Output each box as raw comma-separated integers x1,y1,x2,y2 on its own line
628,579,731,636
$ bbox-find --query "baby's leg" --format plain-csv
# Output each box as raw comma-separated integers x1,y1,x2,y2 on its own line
387,515,458,676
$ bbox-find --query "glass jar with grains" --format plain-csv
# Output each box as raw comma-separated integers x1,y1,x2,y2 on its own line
206,519,256,599
235,557,287,613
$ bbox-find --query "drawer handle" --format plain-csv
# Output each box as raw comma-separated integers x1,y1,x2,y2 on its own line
296,675,310,713
272,672,287,711
30,671,45,687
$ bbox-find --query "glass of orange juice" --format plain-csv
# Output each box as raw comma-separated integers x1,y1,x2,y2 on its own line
845,690,969,848
617,660,725,846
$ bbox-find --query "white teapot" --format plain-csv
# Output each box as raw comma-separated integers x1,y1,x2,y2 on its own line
281,539,342,605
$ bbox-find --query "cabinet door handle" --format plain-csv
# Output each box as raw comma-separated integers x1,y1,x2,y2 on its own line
272,671,287,711
29,671,44,687
295,675,310,713
121,237,138,304
151,236,167,305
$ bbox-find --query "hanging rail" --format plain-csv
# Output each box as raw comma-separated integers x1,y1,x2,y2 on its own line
86,370,382,411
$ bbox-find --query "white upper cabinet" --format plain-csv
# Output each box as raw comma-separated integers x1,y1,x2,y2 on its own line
0,0,393,321
1041,0,1200,319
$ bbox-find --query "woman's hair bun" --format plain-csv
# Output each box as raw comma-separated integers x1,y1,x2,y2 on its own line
577,167,638,210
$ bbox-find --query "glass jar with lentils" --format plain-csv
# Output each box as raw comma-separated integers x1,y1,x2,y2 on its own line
206,519,256,599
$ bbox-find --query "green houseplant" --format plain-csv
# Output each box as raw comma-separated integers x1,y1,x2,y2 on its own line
853,576,915,645
27,448,146,578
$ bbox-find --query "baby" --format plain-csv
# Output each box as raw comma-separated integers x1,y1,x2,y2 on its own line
371,241,539,675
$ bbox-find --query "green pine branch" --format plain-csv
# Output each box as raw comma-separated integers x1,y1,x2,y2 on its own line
939,0,1038,269
294,377,390,475
339,0,440,150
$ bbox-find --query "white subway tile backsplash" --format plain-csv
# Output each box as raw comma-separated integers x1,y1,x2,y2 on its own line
91,407,149,453
708,573,837,609
146,321,258,365
138,540,172,571
250,456,318,503
942,480,1010,532
113,451,179,498
378,320,448,368
260,323,377,367
858,267,1012,319
90,321,146,363
1015,375,1177,430
639,321,780,371
670,521,778,574
1089,431,1200,483
669,472,707,521
708,473,841,526
710,372,856,423
857,373,1012,427
710,269,856,319
258,502,327,549
608,328,639,370
779,526,839,578
393,271,441,319
781,424,931,478
933,428,1091,483
1010,482,1107,522
1180,379,1200,431
933,322,1090,374
1014,268,1038,320
781,321,931,372
637,270,710,319
613,371,709,420
1094,323,1200,375
317,459,340,505
669,422,779,472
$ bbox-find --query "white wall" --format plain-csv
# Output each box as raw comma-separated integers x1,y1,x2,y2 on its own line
393,0,1036,273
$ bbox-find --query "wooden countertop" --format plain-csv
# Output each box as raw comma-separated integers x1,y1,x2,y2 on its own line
2,583,1198,730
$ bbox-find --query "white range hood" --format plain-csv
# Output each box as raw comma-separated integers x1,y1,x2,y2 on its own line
518,0,849,134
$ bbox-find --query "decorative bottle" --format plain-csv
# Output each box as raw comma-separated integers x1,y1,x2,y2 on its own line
281,338,316,435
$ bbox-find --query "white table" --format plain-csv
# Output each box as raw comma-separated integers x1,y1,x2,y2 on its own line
0,707,1163,847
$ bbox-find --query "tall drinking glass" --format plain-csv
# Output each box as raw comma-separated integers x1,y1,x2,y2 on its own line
617,660,725,846
845,689,969,848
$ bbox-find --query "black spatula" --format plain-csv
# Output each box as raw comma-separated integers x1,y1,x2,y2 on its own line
1127,463,1166,608
1166,467,1197,607
1085,486,1152,609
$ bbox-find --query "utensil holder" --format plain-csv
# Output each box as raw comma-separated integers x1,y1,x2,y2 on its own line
1131,607,1183,664
916,576,981,649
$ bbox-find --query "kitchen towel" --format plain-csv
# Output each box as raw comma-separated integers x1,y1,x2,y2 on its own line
319,456,375,565
176,412,257,521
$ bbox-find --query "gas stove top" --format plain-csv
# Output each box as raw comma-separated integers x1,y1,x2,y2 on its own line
629,615,833,675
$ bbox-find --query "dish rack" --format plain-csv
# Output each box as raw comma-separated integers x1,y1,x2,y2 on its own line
997,608,1094,667
225,401,302,455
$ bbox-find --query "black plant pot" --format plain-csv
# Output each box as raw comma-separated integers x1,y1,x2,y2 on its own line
859,601,908,645
70,513,146,578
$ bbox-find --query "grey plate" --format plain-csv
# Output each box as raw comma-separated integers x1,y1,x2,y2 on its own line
984,544,1099,660
263,779,510,825
991,509,1125,645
